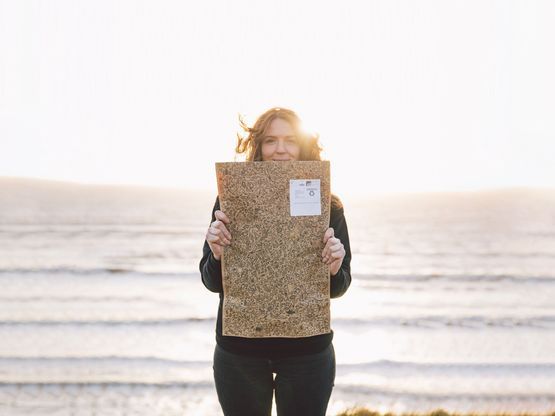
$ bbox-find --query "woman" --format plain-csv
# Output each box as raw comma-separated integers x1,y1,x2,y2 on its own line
199,107,352,416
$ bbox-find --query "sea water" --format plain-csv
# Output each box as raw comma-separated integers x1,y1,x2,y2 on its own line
1,179,554,415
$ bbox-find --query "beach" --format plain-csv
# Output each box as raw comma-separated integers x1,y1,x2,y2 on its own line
1,178,555,415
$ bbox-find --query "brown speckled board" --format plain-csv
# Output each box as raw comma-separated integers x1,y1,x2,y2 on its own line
215,161,331,338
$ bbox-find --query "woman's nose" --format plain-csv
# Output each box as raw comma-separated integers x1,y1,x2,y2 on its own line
276,138,286,152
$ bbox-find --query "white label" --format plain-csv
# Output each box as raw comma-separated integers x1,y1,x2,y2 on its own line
290,179,321,216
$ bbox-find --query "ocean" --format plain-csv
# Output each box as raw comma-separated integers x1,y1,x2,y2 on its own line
1,178,555,415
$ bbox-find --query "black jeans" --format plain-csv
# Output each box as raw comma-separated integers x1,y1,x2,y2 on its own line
213,343,336,416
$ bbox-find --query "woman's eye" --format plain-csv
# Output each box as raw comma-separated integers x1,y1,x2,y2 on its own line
264,138,276,144
286,138,298,144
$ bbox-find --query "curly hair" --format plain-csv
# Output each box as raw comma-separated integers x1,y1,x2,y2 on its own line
235,107,323,162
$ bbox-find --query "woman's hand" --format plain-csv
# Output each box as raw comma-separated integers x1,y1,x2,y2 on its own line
322,227,345,277
206,210,232,261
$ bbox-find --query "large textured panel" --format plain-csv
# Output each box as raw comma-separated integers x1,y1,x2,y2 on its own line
215,161,331,338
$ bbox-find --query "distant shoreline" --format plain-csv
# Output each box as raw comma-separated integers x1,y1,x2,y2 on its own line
2,175,555,202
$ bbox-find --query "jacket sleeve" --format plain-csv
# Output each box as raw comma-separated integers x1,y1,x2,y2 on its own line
329,204,352,298
199,197,223,293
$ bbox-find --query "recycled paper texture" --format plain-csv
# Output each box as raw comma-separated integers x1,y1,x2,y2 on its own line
215,161,331,338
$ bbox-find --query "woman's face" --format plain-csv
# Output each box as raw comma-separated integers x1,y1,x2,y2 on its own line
261,118,300,161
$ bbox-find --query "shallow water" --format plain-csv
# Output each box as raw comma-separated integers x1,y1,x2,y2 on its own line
1,180,555,414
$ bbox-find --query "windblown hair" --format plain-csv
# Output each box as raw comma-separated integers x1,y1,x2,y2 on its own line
235,107,322,162
234,107,343,210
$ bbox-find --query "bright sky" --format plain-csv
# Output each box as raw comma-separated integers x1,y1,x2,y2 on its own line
1,0,554,197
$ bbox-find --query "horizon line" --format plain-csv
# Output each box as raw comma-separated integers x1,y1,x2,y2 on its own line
1,175,554,197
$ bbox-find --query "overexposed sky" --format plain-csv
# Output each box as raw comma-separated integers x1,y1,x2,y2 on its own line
1,0,554,197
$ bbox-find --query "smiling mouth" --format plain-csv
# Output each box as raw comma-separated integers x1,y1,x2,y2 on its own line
272,159,291,161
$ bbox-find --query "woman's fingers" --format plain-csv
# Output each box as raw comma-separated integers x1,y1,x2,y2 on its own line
321,227,335,260
212,220,231,239
321,235,339,256
207,228,229,245
325,247,344,265
208,229,231,246
205,210,233,260
322,235,345,265
206,211,232,257
215,210,230,225
322,227,334,244
327,244,345,264
209,222,231,243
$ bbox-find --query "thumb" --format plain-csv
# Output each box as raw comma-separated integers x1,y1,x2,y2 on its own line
323,227,334,243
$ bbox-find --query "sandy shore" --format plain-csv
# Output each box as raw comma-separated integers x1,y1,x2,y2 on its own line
1,383,554,416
